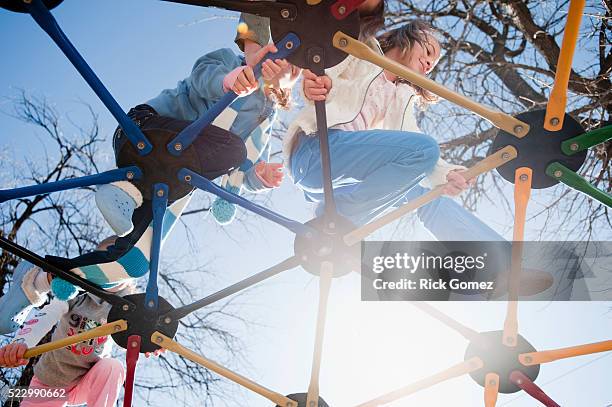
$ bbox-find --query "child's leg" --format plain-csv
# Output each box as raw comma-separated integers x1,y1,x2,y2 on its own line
291,128,439,226
19,376,68,407
99,105,245,237
397,184,506,242
69,358,125,407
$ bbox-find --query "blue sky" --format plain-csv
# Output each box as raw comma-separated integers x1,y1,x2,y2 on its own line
1,1,611,406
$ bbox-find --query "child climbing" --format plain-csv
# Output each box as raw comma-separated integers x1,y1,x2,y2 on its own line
285,20,505,242
38,39,301,299
97,42,301,233
0,237,156,407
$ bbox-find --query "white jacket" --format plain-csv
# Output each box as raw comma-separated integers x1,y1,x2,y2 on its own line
283,38,463,187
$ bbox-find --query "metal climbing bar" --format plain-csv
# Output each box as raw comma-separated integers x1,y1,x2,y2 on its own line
306,262,333,407
123,335,141,407
544,0,586,132
23,320,128,358
561,124,612,155
160,0,297,20
332,32,530,139
160,256,301,322
151,332,297,407
179,168,314,236
308,48,338,222
0,166,142,204
343,146,518,246
354,357,484,407
167,33,301,156
0,236,134,308
144,183,169,311
509,371,560,407
546,162,612,208
503,168,532,348
484,373,499,407
26,0,153,154
519,339,612,366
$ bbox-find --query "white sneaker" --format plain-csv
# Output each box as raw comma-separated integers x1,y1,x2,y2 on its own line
95,181,143,237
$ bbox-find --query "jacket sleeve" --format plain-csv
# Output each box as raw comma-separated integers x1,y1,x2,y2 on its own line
189,48,242,103
235,13,271,50
12,299,68,348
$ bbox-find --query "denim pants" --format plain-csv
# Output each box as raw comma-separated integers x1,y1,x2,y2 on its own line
290,128,505,242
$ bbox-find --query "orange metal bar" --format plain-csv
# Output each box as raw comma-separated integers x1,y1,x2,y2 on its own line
520,339,612,366
544,0,586,131
503,168,532,347
484,373,499,407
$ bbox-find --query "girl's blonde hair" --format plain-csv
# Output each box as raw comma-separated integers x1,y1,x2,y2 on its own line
377,20,440,104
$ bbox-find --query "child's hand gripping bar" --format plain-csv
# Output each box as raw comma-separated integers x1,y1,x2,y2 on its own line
167,33,301,156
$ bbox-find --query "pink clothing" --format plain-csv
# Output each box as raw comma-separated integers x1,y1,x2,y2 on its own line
20,358,125,407
334,72,397,132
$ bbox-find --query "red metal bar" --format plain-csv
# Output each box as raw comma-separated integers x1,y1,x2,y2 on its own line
123,335,141,407
509,371,560,407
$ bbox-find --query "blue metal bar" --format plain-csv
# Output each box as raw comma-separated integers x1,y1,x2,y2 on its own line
145,183,169,311
308,48,338,223
27,0,153,155
179,168,313,236
167,33,301,156
0,166,142,204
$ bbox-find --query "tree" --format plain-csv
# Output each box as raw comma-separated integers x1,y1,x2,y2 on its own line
0,93,245,406
386,0,611,240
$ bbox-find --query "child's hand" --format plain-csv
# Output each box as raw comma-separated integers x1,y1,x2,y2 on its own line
0,343,29,368
442,170,475,196
262,58,289,83
224,66,258,96
255,162,284,188
224,44,279,96
303,69,332,101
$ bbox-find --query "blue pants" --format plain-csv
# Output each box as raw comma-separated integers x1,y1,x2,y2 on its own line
290,128,505,241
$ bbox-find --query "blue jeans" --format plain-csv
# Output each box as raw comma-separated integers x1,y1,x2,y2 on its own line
290,128,505,242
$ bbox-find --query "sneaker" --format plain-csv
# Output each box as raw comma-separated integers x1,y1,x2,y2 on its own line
95,181,143,237
0,262,47,335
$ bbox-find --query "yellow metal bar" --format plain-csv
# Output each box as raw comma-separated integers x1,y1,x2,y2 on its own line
484,373,499,407
354,357,484,407
306,262,334,407
503,168,532,348
333,32,530,138
544,0,586,131
24,320,127,358
520,340,612,366
343,146,518,246
151,332,297,407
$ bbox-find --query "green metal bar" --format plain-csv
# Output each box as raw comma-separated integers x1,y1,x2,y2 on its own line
562,125,612,155
546,162,612,207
